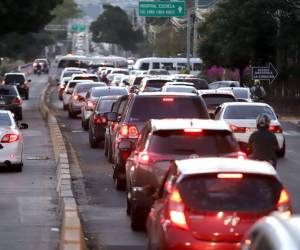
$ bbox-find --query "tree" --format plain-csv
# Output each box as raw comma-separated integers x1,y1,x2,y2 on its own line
51,0,83,24
0,0,62,34
198,0,295,85
90,4,143,52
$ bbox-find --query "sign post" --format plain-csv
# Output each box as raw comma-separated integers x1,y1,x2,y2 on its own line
139,1,186,17
252,63,278,83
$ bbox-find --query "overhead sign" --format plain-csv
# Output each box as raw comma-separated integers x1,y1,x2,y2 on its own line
139,1,186,17
45,25,67,32
252,63,278,83
71,23,87,33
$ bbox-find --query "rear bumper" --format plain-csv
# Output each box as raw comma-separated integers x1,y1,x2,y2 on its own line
0,106,22,118
70,102,84,113
0,142,23,164
93,126,106,140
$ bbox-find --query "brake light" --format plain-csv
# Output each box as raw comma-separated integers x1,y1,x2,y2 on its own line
230,125,246,133
73,94,79,100
218,173,243,179
12,98,22,105
163,97,174,102
93,115,107,125
1,133,20,143
277,189,291,218
269,125,283,133
169,188,189,230
184,128,202,133
119,125,139,139
86,100,96,110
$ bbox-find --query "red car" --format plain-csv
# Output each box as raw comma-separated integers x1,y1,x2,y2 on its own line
147,158,291,250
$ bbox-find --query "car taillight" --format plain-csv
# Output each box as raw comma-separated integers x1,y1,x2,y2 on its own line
277,189,292,218
230,124,246,133
168,188,189,230
269,125,283,133
163,97,174,102
138,152,150,164
12,98,22,105
1,133,20,143
86,100,96,110
119,125,139,139
93,115,107,125
73,94,79,100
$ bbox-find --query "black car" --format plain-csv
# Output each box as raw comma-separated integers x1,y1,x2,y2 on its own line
106,92,209,190
0,85,23,120
3,73,30,99
88,96,120,148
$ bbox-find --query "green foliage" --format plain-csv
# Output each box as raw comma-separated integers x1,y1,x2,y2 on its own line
51,0,83,24
198,0,296,81
0,0,62,34
90,4,144,52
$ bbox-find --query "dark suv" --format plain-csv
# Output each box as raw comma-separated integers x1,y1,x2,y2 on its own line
3,73,30,99
125,119,244,230
106,93,209,190
0,85,23,120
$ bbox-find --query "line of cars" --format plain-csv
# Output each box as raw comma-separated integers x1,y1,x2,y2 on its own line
56,64,291,249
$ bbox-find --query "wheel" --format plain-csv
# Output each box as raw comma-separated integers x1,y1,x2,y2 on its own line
277,141,286,158
89,130,98,148
15,163,23,172
104,138,108,156
126,191,131,216
130,205,146,231
25,93,29,100
108,141,113,163
18,112,23,121
68,109,76,119
82,119,89,131
113,167,126,191
63,103,68,110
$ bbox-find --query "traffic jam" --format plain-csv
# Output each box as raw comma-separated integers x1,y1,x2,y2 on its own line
52,54,293,249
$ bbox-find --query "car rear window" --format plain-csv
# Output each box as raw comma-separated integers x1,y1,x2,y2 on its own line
231,89,250,99
145,80,169,89
224,105,276,120
179,174,281,212
165,87,196,93
68,82,78,88
63,71,83,78
133,77,143,86
177,79,208,89
148,130,238,156
92,88,128,97
96,99,115,113
5,75,25,84
0,87,17,96
202,94,236,108
0,113,12,126
76,83,105,93
112,71,129,75
129,97,208,122
73,76,99,82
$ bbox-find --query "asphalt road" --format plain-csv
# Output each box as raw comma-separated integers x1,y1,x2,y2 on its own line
48,84,300,250
0,74,59,250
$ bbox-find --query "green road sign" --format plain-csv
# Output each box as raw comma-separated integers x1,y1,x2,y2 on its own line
139,1,186,17
71,23,86,33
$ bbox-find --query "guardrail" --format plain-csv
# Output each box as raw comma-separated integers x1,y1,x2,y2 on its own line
39,82,87,250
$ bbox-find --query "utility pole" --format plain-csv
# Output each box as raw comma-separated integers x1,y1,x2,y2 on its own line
193,0,199,57
186,7,191,72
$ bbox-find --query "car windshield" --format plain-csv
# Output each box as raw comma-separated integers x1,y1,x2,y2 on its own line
203,95,236,108
148,130,238,156
5,75,25,84
129,97,208,122
224,105,276,120
165,87,196,93
176,78,208,89
92,88,128,97
96,99,115,112
63,71,83,78
0,113,12,126
0,87,17,95
179,174,281,212
73,76,98,82
145,80,169,89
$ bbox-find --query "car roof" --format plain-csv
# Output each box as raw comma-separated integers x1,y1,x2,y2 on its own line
137,92,197,97
175,158,277,177
5,73,25,76
92,86,127,91
222,102,272,107
99,95,121,100
164,85,196,89
149,119,230,132
219,87,250,91
165,82,195,86
199,89,234,95
72,74,97,77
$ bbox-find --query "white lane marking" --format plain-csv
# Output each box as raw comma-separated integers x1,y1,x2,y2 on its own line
71,131,85,133
283,131,300,136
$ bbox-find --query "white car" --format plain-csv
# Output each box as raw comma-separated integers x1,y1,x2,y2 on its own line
0,111,28,171
215,102,285,157
219,87,252,102
62,80,93,110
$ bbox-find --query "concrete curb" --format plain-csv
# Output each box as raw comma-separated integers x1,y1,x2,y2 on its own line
39,82,87,250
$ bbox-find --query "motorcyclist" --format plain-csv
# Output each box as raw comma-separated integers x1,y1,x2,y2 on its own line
36,62,42,74
248,114,279,168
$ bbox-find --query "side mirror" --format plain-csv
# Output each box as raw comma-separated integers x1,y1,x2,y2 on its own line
19,123,28,129
107,112,118,122
209,113,215,119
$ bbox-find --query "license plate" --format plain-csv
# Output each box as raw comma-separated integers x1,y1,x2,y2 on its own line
0,101,6,105
246,128,256,133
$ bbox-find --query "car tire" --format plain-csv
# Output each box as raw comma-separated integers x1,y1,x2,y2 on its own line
15,164,23,172
277,141,286,158
59,96,63,101
25,93,29,100
130,205,146,231
126,192,131,216
104,139,108,156
82,119,89,131
89,130,98,148
63,104,68,110
68,109,76,119
18,112,23,121
113,167,126,191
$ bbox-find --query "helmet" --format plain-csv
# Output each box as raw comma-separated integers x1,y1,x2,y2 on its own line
256,113,271,129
